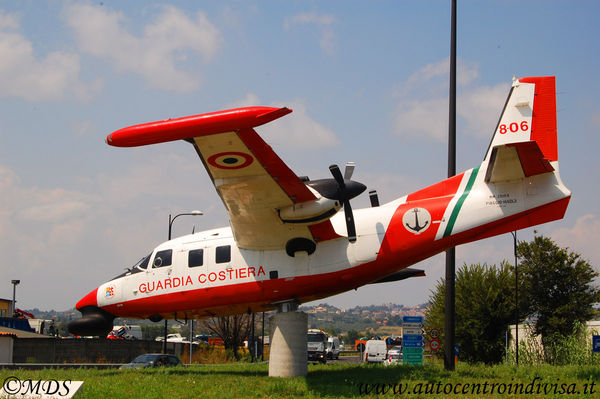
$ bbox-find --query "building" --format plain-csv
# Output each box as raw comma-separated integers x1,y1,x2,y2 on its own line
508,321,600,352
0,298,13,317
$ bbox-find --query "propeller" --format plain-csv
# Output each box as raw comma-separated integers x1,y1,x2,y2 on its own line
328,163,366,243
343,161,355,180
305,162,366,242
308,162,360,242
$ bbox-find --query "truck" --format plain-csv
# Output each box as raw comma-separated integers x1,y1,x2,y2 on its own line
108,325,142,340
307,329,328,363
28,319,56,335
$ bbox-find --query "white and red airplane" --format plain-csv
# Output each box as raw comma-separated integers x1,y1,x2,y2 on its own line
69,76,570,336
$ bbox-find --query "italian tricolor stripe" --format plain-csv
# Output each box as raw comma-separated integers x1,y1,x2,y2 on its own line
442,166,480,238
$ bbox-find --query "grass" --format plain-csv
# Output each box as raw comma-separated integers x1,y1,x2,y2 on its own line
2,362,599,398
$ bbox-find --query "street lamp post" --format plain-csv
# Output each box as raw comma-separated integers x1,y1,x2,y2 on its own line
163,211,203,354
510,231,519,365
11,280,20,317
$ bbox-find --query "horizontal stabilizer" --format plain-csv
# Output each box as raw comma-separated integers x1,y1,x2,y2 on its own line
485,141,554,183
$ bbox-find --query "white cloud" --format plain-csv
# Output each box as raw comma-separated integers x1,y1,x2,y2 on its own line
16,199,91,224
393,58,508,142
458,84,509,138
0,155,225,309
0,10,18,29
551,214,600,271
284,12,336,56
65,4,221,92
264,101,340,149
0,10,93,101
225,93,261,109
226,93,340,150
395,97,448,141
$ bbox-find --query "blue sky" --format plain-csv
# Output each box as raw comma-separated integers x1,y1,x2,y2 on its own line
1,1,599,311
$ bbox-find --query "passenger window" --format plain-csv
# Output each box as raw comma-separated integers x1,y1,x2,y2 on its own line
215,245,231,264
153,249,172,268
188,249,204,267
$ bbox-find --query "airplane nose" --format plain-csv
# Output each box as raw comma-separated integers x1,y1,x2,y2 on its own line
76,288,98,310
68,288,115,337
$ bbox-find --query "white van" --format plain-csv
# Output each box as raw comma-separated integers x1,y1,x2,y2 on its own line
364,339,387,363
326,336,340,360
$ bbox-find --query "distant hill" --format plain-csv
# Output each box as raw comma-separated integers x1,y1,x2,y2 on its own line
24,302,428,337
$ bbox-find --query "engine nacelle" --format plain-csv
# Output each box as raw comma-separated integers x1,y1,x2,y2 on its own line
279,187,341,224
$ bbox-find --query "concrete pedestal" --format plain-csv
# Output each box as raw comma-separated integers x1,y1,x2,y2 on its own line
268,311,307,377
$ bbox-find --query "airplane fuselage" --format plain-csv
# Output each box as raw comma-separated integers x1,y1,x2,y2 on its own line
80,162,569,321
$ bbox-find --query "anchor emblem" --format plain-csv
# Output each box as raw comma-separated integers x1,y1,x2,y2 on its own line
403,207,431,235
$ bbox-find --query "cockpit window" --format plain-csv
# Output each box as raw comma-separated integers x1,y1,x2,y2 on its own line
136,254,151,270
153,249,172,268
108,253,152,281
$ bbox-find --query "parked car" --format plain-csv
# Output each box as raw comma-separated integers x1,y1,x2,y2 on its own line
384,351,402,366
120,353,182,369
388,346,402,356
364,339,387,363
155,333,187,343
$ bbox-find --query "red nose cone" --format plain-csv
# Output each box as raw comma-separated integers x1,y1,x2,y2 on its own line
76,288,98,310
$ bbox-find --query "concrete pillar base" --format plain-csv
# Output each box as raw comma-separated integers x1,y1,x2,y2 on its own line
268,311,307,377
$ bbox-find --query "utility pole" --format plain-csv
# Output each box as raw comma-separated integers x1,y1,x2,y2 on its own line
444,0,457,371
511,231,519,365
163,211,203,354
11,280,20,317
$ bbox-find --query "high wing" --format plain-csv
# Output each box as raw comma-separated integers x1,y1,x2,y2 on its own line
106,107,340,250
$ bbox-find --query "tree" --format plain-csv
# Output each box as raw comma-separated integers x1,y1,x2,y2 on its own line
202,314,252,360
344,329,360,345
425,262,522,364
518,235,600,347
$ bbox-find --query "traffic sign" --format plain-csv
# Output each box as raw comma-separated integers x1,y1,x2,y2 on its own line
402,334,423,342
403,326,422,335
403,346,423,365
429,338,440,351
403,340,423,348
593,335,600,353
403,316,423,324
430,328,440,339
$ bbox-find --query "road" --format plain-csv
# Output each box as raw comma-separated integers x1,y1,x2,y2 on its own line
329,355,362,364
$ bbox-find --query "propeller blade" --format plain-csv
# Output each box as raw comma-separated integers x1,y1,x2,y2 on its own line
344,162,355,180
329,164,345,186
343,200,357,243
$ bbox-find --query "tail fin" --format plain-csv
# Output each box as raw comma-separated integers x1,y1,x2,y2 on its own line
374,76,568,262
434,76,569,242
483,76,558,183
